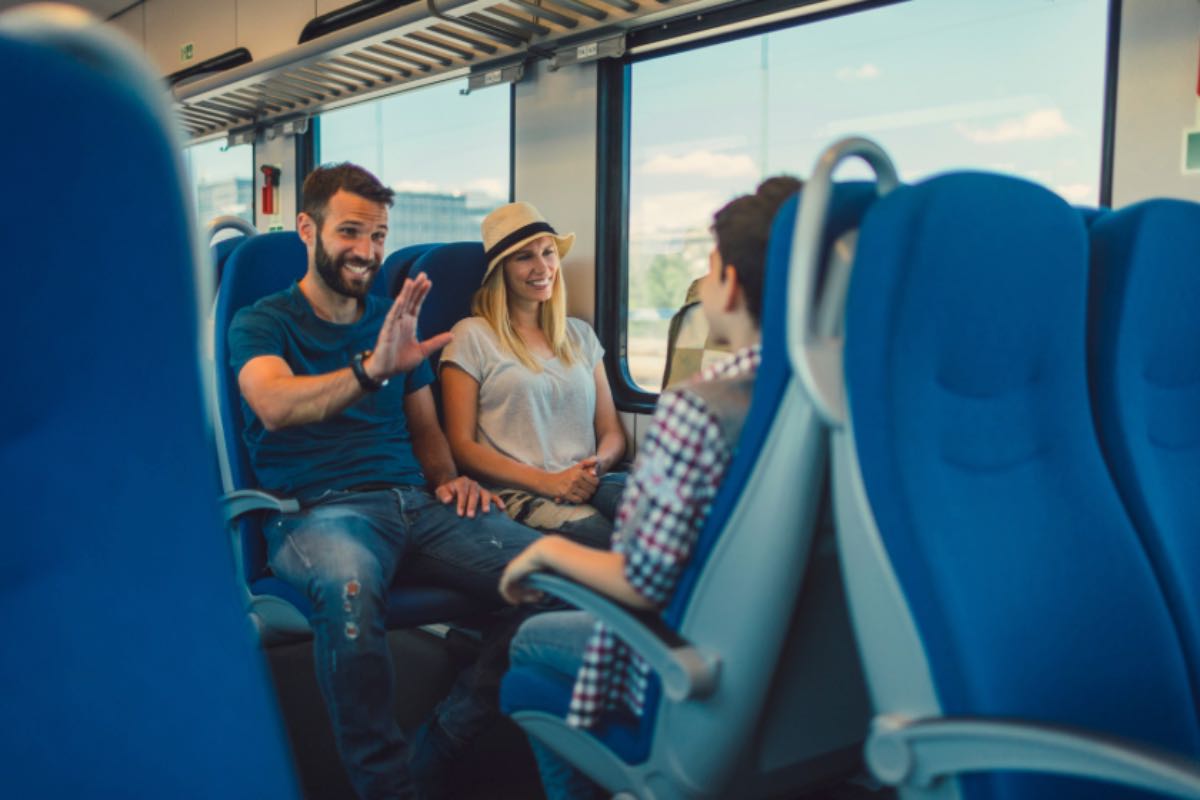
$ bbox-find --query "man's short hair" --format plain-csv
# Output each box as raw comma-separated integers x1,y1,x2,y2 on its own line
712,175,803,325
302,163,395,226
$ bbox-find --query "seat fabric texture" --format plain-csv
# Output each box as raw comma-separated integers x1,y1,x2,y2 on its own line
1088,198,1200,714
0,31,297,796
843,172,1200,800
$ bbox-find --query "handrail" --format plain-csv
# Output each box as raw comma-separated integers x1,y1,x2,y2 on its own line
787,136,898,426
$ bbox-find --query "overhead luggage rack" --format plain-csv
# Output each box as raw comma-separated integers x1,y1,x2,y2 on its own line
173,0,723,141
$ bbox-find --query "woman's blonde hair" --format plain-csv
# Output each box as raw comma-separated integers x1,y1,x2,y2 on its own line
472,251,577,371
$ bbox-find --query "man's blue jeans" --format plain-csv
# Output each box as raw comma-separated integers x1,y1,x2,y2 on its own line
265,485,539,800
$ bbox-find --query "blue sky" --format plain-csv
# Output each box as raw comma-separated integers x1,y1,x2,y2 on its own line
629,0,1109,237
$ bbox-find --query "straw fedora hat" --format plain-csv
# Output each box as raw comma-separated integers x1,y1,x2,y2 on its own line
481,201,575,283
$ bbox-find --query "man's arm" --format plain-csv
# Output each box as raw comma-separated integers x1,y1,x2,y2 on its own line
406,385,502,518
237,273,451,431
406,385,458,487
238,355,367,432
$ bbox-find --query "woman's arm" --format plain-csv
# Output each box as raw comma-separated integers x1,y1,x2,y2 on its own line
592,362,626,474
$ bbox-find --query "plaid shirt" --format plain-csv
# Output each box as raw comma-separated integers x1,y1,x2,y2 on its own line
566,343,762,728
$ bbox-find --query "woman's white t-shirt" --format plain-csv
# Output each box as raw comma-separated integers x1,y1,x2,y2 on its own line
441,316,604,474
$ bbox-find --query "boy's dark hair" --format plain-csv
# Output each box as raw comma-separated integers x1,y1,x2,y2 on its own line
301,162,395,226
711,175,803,325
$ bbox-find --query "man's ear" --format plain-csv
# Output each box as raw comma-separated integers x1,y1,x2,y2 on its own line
297,212,317,247
721,264,742,312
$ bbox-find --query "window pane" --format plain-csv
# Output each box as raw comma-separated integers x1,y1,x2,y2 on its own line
183,139,254,228
319,80,510,254
627,0,1109,392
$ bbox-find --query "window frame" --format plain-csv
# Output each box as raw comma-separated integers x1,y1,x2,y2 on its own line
597,0,1119,413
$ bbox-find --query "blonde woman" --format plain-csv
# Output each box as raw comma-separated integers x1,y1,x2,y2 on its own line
440,202,626,548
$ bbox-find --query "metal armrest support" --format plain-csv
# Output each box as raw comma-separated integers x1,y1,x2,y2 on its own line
220,489,299,523
526,572,719,701
868,714,1200,799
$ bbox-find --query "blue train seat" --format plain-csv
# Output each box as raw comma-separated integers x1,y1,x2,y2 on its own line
1088,198,1200,719
498,158,887,797
208,214,259,285
376,241,443,299
0,6,298,796
212,233,490,643
406,242,487,365
828,157,1200,797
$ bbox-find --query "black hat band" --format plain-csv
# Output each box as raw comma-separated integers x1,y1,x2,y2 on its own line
485,221,557,266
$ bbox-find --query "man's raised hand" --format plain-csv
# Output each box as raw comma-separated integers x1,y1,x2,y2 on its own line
364,272,453,381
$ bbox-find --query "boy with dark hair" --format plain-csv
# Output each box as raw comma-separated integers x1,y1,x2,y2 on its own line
498,175,803,799
229,162,539,799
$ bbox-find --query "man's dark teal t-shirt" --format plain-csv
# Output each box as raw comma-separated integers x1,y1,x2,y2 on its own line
228,283,433,499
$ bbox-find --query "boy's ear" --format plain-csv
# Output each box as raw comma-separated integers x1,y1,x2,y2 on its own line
721,264,742,312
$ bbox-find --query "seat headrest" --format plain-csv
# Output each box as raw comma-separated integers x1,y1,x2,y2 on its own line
408,242,487,340
218,232,307,318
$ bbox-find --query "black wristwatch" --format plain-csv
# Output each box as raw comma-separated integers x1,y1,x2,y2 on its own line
351,350,387,392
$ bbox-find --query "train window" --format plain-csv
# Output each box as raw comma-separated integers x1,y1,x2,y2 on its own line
183,138,255,228
317,80,511,254
622,0,1109,393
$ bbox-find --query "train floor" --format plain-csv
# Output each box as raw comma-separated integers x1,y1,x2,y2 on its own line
264,629,894,799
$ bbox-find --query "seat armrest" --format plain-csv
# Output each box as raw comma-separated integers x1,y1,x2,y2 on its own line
868,714,1200,799
525,572,720,701
220,489,300,523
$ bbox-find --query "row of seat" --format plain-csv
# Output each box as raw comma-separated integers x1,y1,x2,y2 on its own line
498,140,1200,800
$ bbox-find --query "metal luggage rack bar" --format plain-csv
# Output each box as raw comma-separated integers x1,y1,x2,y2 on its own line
173,0,722,141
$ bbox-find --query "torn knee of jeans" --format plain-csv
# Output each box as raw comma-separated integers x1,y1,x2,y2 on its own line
342,579,361,614
344,621,360,640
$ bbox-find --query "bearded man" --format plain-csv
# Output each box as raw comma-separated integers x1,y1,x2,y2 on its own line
229,163,538,800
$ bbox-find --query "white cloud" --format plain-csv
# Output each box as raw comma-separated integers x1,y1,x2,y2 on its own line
956,108,1072,144
640,150,756,179
466,178,505,198
632,191,724,236
391,179,440,194
1053,183,1095,204
836,63,880,81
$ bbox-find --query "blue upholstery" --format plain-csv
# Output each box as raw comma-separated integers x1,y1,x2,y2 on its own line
1088,198,1200,714
500,183,877,790
407,242,487,351
212,233,249,285
842,173,1200,799
212,234,485,630
377,241,442,299
0,21,297,797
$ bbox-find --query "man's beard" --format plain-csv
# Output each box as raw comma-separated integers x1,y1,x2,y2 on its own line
315,230,380,299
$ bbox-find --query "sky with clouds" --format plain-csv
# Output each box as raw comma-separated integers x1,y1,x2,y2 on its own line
628,0,1109,241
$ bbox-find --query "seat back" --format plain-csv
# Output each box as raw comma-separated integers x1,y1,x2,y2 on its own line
408,241,487,354
660,277,733,390
502,176,881,797
213,232,308,589
1088,198,1200,714
377,241,443,299
835,172,1200,800
0,8,297,796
